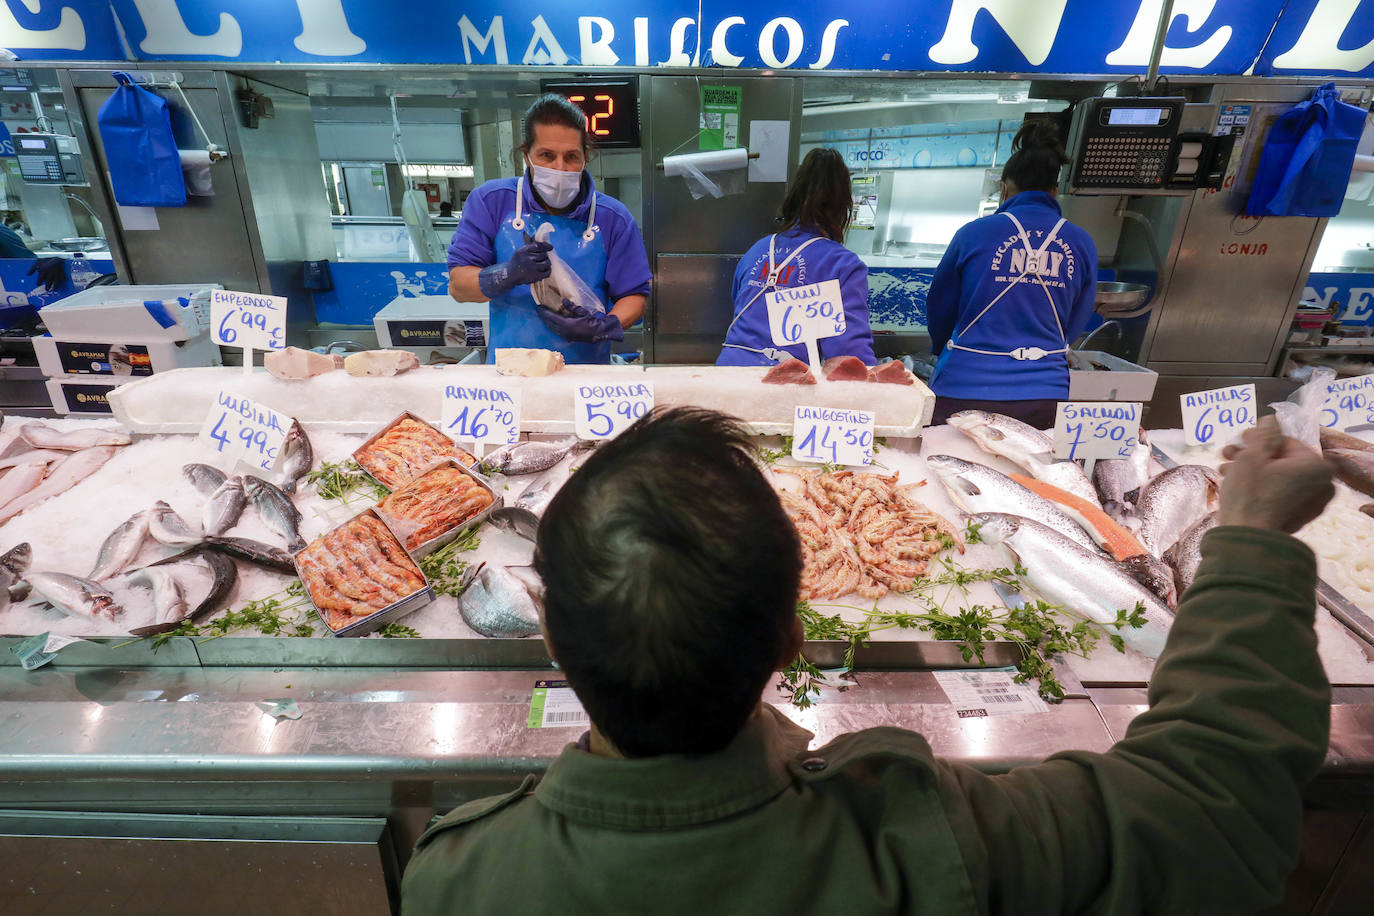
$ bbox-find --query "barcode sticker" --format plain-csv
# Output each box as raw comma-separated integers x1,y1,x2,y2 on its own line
528,679,591,729
932,667,1048,718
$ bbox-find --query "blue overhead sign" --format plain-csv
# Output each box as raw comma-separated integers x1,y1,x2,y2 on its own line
2,2,1374,77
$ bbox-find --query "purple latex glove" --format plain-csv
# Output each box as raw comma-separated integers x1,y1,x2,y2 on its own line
536,299,624,343
477,240,552,298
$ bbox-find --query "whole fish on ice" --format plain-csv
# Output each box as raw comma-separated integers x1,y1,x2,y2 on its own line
89,509,151,580
925,455,1101,553
243,475,305,552
1164,513,1219,598
19,423,130,450
203,536,297,574
971,512,1172,659
1091,429,1153,531
458,562,542,638
0,446,116,524
481,438,587,477
183,463,227,496
202,476,247,537
1135,465,1221,558
277,420,313,494
947,410,1103,509
24,571,123,621
148,500,202,546
0,462,49,513
0,448,68,471
128,565,188,626
0,541,29,613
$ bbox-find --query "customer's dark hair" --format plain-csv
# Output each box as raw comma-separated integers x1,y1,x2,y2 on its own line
777,147,852,243
535,408,803,758
520,93,589,155
1001,119,1069,193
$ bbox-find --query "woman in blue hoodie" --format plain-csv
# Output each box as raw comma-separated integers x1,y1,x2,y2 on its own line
717,148,875,367
926,121,1098,427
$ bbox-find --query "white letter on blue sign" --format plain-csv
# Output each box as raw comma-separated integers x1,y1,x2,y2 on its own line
523,14,570,66
129,0,243,56
0,1,85,50
579,17,619,66
457,15,508,65
293,0,365,56
712,16,745,67
1106,0,1232,69
930,0,1068,67
1272,0,1374,71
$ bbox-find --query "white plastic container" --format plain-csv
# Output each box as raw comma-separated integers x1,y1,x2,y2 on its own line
46,377,121,415
373,294,489,350
33,333,222,379
37,283,220,342
1068,350,1159,402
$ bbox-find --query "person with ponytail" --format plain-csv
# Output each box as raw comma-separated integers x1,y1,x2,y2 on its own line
926,119,1098,427
716,148,876,367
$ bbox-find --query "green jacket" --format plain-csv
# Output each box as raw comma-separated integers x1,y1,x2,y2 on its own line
402,528,1330,915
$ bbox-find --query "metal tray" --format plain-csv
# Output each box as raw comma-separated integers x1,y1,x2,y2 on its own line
351,411,477,491
293,509,436,638
373,457,502,559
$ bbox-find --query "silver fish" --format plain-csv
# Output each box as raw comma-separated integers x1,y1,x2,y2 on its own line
458,562,542,638
0,446,116,524
19,423,131,450
183,463,228,496
1119,553,1179,611
925,455,1101,553
202,476,247,537
128,549,239,636
481,438,587,477
0,542,30,612
128,565,189,626
1091,429,1152,531
24,571,123,621
947,410,1103,509
242,476,305,552
0,541,32,576
89,509,151,580
203,536,297,575
8,580,30,603
277,420,313,494
148,500,202,546
971,512,1172,658
1136,465,1221,558
488,506,540,542
1163,512,1219,598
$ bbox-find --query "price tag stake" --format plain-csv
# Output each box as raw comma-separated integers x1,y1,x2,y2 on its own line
791,406,875,467
574,381,654,441
211,289,287,373
1052,402,1142,463
766,279,845,377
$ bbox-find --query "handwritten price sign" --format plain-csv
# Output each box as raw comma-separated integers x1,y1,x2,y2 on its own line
792,406,874,467
211,289,286,353
766,280,845,376
574,381,653,440
1182,384,1256,446
1319,372,1374,431
442,382,521,447
198,390,290,472
1053,402,1142,462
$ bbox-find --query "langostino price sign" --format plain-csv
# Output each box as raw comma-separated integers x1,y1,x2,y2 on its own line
574,381,654,440
442,381,521,458
211,289,286,372
767,279,845,376
1320,372,1374,431
791,406,875,467
1052,402,1142,463
198,390,290,473
1181,383,1257,447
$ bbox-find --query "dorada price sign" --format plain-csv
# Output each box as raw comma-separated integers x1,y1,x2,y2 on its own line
211,289,286,352
1319,372,1374,431
1181,383,1256,446
198,390,290,472
792,406,875,467
766,279,845,375
574,381,654,440
1053,402,1142,462
442,382,521,447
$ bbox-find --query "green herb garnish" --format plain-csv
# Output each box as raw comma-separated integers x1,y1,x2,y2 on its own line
419,525,483,596
304,459,390,505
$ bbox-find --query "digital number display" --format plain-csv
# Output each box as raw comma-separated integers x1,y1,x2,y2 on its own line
1108,107,1164,126
540,79,640,149
19,138,47,150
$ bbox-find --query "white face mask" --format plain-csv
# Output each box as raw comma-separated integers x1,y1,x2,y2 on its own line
528,160,583,209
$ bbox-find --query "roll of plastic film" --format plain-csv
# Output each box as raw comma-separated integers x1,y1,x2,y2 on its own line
663,148,749,176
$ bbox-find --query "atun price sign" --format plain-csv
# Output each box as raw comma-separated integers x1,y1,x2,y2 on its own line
574,381,654,440
198,390,290,472
442,383,521,447
1182,383,1256,446
791,406,874,467
1053,402,1142,462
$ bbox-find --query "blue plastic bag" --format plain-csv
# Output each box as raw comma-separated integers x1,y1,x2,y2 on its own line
96,71,186,208
1247,83,1369,218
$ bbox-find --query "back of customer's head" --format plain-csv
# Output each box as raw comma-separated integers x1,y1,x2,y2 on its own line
778,147,852,243
535,408,803,758
1001,119,1069,193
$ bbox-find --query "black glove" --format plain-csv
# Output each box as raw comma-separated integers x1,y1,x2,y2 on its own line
536,300,625,343
477,241,553,298
27,257,68,291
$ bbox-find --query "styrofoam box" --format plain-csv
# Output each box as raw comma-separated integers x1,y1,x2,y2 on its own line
34,333,222,380
373,294,490,350
47,377,121,415
1068,350,1159,402
37,283,220,342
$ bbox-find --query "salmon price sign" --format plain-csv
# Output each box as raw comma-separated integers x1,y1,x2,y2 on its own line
1053,401,1142,462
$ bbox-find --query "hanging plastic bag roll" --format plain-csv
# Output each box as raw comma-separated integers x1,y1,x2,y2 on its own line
179,150,214,196
663,149,749,200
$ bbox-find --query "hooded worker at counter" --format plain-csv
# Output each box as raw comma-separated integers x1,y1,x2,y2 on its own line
447,94,652,364
716,148,875,367
926,121,1098,428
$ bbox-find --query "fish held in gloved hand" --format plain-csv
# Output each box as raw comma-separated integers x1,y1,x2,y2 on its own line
89,509,151,580
526,222,605,316
24,571,123,621
458,562,542,638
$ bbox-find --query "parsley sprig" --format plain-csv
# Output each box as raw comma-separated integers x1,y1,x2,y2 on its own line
304,459,390,505
139,581,316,651
418,525,482,596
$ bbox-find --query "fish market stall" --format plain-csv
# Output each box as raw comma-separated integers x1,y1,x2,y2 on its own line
2,363,1374,901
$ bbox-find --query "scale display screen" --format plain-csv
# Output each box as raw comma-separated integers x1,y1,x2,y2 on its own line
1108,107,1166,126
539,79,641,149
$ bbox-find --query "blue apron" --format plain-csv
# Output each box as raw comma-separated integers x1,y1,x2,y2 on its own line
489,175,609,364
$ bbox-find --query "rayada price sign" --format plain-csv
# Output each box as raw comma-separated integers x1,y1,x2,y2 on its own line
1053,402,1142,462
198,390,291,472
1319,372,1374,431
1182,383,1257,446
211,289,286,358
574,381,653,440
442,382,521,450
792,406,874,467
767,279,845,375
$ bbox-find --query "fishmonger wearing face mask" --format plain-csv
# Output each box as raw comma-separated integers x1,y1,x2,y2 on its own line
447,94,652,363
